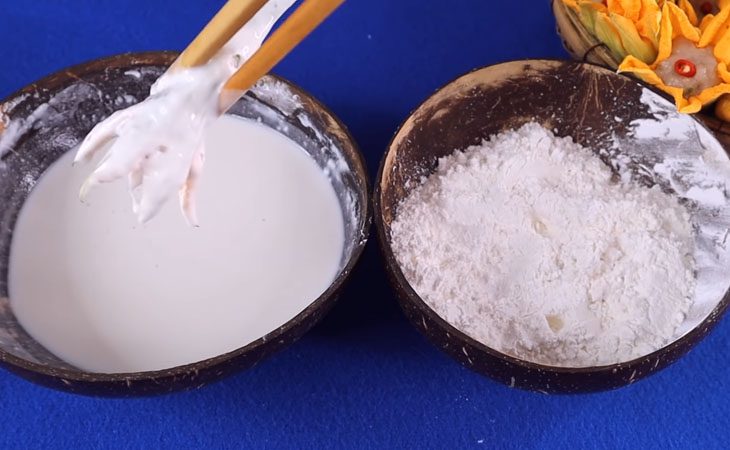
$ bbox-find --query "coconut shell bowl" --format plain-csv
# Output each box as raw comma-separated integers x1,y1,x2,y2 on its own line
0,52,371,397
374,59,730,394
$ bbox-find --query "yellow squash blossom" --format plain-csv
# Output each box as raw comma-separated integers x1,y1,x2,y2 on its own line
675,0,730,25
563,0,662,62
675,0,700,24
619,3,730,113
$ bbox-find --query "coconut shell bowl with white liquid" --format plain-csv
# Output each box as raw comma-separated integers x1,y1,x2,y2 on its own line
375,59,730,394
0,52,371,397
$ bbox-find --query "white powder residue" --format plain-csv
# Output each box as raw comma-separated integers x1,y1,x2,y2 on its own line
0,83,101,163
629,89,699,140
124,70,142,79
684,185,726,206
618,88,730,336
112,94,137,106
0,103,50,158
0,93,30,131
250,79,302,116
391,123,696,367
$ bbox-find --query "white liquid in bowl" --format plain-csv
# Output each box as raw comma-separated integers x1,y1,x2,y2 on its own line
8,115,345,373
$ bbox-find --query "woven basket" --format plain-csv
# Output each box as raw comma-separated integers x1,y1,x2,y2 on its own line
551,0,730,148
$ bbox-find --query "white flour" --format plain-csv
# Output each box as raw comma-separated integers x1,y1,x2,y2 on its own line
391,123,696,367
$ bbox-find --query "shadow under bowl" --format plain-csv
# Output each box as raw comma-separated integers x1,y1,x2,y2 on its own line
0,52,371,397
374,59,730,394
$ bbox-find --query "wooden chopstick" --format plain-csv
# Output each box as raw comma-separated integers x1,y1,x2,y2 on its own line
221,0,344,95
178,0,268,68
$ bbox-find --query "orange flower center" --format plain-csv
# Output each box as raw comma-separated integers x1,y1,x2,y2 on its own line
674,59,697,78
701,2,714,15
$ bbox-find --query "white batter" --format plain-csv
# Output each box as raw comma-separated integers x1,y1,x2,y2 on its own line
75,0,297,225
9,115,344,373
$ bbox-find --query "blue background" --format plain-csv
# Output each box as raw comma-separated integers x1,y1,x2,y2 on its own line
1,1,728,448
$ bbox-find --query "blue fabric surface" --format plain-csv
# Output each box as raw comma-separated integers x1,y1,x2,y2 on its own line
1,0,728,448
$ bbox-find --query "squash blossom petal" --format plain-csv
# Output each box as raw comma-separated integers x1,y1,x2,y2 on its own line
675,0,700,24
716,92,730,120
563,0,662,62
619,2,730,113
673,1,730,27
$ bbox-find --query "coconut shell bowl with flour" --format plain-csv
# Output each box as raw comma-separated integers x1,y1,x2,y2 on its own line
374,59,730,394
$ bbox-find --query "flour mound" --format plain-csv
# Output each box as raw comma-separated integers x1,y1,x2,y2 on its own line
391,123,695,367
